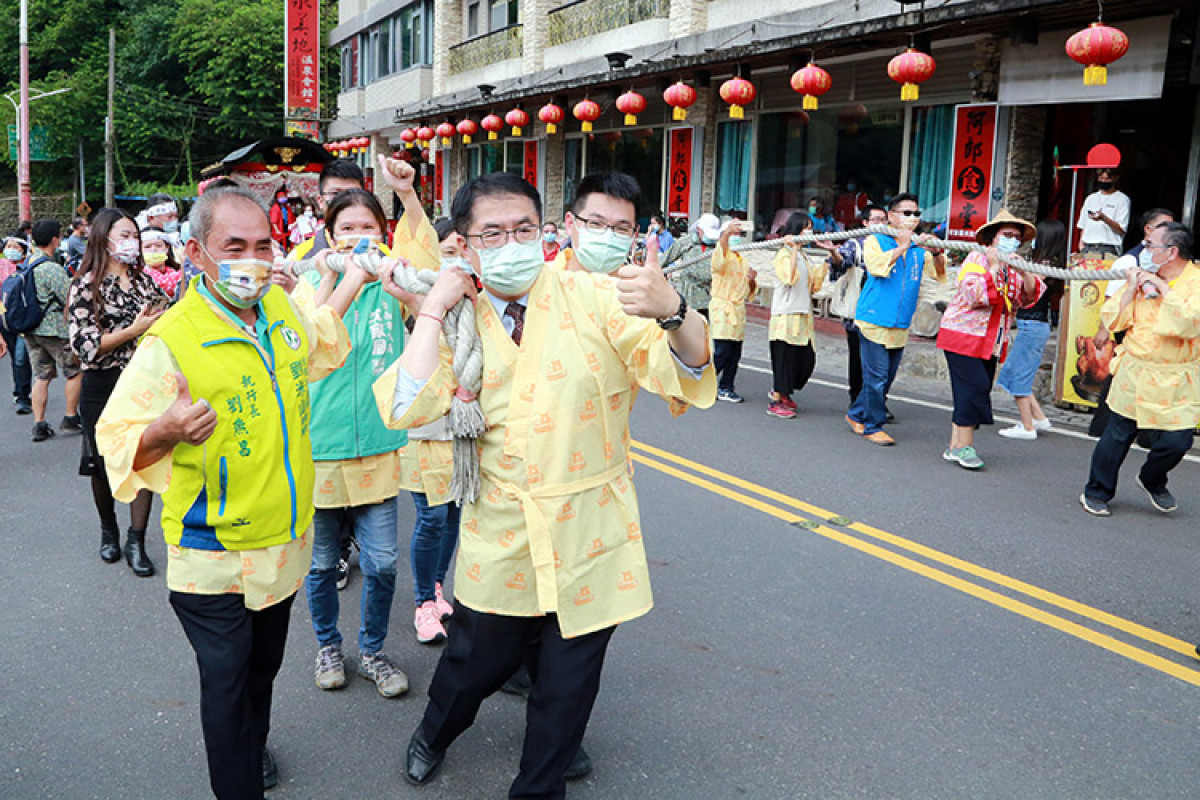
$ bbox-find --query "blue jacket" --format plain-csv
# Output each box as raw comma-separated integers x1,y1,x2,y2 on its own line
854,234,927,330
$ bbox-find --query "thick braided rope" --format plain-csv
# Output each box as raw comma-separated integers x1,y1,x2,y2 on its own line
665,226,1128,281
291,253,487,504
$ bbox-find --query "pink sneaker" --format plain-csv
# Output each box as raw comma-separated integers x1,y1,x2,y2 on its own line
414,601,447,644
434,582,454,620
766,401,796,419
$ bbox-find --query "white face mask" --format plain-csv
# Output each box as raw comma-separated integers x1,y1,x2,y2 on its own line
334,234,382,254
996,235,1021,255
109,238,141,265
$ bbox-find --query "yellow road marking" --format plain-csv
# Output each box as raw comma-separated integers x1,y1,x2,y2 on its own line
629,446,1200,687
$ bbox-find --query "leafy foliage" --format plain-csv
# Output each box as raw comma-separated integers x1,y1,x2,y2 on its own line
0,0,340,196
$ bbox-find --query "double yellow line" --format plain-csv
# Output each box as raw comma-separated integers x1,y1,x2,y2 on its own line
630,440,1200,687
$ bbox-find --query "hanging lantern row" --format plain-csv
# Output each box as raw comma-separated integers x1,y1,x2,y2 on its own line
399,128,416,149
1066,21,1129,86
887,48,937,101
456,118,478,143
324,136,370,156
436,122,456,146
481,114,504,140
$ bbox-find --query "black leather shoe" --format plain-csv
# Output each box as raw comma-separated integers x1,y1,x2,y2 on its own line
404,728,445,786
564,745,592,781
100,526,121,564
124,529,156,578
262,746,278,790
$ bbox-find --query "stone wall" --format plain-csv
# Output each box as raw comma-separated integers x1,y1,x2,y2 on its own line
432,0,462,96
668,0,706,38
1003,105,1046,223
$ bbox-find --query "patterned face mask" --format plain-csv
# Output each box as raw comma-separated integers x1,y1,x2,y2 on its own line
109,238,141,265
200,242,272,309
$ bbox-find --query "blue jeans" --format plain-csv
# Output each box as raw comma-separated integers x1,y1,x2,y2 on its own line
2,330,31,405
848,336,902,434
410,492,461,605
306,497,399,654
1085,411,1194,501
995,318,1051,398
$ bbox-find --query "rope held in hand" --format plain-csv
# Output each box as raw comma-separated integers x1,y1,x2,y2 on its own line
665,226,1128,281
291,253,486,505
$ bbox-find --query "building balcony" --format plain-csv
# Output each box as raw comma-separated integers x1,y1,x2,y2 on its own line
448,24,523,75
547,0,670,47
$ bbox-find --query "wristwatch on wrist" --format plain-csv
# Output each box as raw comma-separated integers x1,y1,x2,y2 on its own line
657,291,688,331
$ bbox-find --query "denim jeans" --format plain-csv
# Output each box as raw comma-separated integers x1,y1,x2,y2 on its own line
848,336,902,434
2,330,31,404
1085,411,1194,501
306,497,399,654
410,492,461,605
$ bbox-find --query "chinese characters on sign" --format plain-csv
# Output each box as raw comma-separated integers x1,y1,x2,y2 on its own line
667,128,693,219
523,141,539,188
285,0,320,140
946,104,997,240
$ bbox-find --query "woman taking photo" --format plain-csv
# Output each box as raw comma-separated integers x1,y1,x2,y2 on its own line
68,208,167,576
995,219,1066,439
936,210,1045,470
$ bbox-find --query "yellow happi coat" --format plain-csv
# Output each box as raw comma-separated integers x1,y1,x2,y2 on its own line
374,269,716,637
709,241,751,341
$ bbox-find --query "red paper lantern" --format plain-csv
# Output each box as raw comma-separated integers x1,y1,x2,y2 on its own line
573,99,601,133
481,114,504,140
355,136,371,153
416,126,436,146
887,48,937,101
505,108,530,136
436,122,456,146
456,118,479,144
719,77,756,119
663,81,696,121
790,63,832,110
399,128,417,149
538,103,565,134
615,90,647,126
1066,22,1129,86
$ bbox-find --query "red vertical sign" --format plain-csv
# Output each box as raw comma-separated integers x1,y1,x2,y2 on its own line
434,151,444,206
946,104,997,240
667,128,693,219
523,141,538,187
285,0,321,139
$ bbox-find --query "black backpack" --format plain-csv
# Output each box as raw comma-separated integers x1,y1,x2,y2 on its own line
1,255,52,334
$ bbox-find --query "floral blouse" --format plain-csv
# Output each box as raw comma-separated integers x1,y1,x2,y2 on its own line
68,270,168,370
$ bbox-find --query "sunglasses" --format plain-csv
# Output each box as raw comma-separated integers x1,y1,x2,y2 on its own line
894,210,922,217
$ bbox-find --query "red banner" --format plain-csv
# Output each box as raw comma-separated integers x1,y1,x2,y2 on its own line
946,104,997,240
434,151,443,206
667,127,693,218
285,0,320,138
523,141,538,187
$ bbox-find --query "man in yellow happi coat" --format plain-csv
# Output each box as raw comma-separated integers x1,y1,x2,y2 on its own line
706,216,756,403
1082,222,1200,517
375,172,715,798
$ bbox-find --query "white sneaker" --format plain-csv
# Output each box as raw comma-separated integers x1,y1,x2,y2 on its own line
1033,417,1053,431
998,423,1037,440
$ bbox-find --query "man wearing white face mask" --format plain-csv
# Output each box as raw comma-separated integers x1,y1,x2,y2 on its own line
374,171,715,798
96,185,358,799
555,172,641,276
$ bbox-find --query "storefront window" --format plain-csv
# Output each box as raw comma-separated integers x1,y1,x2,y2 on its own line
584,129,664,224
908,105,955,228
752,105,904,235
716,121,752,216
505,141,524,177
562,137,584,217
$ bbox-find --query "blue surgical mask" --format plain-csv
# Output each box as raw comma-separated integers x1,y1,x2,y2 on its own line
476,238,544,296
163,220,180,233
996,235,1020,255
542,232,557,244
3,247,23,262
729,236,745,248
573,225,634,273
1138,248,1160,272
440,256,471,274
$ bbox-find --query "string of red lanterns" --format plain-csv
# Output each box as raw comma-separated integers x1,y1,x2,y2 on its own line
481,113,504,140
456,118,478,144
436,122,456,147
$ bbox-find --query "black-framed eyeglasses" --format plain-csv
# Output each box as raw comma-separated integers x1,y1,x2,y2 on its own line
574,215,636,238
894,209,922,218
467,224,542,249
1143,243,1170,251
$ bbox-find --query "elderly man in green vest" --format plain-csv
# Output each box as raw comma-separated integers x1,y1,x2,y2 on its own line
96,184,362,799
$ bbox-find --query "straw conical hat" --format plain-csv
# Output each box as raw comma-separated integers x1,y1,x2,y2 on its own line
975,209,1036,244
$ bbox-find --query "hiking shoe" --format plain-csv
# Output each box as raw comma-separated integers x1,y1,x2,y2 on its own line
1033,417,1053,431
32,421,55,442
358,651,409,698
335,558,350,591
844,414,865,435
314,644,347,690
943,445,983,469
766,401,795,419
1136,475,1177,513
865,430,895,446
434,582,454,620
15,400,31,415
717,389,744,403
998,423,1036,440
1079,493,1111,517
414,602,447,644
60,414,82,432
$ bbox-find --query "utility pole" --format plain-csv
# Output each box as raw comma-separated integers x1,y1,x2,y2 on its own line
18,0,31,222
105,27,114,207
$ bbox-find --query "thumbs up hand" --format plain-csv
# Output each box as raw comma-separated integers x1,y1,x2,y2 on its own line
615,234,678,319
166,371,218,446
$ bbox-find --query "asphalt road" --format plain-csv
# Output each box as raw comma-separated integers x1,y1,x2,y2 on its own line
3,337,1200,800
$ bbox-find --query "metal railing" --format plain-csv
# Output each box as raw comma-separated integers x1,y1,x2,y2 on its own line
448,24,523,75
547,0,669,47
